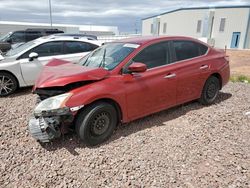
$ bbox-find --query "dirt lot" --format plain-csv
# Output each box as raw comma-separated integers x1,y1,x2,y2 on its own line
227,49,250,76
0,82,249,187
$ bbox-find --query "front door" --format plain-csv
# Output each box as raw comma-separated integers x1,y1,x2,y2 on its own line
230,32,241,49
123,41,177,120
19,41,64,85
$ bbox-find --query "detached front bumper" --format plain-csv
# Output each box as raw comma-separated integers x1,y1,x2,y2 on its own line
28,108,74,143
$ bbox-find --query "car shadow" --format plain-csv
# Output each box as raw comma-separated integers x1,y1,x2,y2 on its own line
9,87,32,98
41,92,232,155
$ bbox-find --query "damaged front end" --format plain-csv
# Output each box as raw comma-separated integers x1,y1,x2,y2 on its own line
28,107,74,143
28,59,110,142
28,88,80,143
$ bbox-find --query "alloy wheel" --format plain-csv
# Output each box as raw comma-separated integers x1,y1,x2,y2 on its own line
0,75,15,96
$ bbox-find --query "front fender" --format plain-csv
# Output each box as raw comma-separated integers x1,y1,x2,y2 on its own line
0,61,27,87
65,80,128,122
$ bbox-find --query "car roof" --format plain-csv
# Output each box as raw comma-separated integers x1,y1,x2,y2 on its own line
34,35,101,45
115,36,203,45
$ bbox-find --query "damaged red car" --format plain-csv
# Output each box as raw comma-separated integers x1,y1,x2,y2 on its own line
28,36,230,146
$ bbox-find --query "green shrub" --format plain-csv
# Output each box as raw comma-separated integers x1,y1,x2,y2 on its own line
230,75,250,83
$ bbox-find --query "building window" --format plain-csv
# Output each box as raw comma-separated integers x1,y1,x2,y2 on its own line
219,18,226,32
150,24,154,34
196,20,202,33
163,23,167,34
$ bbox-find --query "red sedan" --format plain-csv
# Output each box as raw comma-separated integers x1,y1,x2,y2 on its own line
28,36,230,146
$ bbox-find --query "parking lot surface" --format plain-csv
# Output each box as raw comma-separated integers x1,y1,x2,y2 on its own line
0,82,249,187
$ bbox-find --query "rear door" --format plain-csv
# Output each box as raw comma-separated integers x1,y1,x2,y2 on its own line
123,41,177,120
170,40,210,104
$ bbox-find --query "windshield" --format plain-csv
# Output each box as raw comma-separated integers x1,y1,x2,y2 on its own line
0,32,12,42
79,43,139,70
5,40,36,57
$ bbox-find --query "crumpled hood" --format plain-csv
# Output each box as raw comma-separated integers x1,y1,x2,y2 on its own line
35,59,109,88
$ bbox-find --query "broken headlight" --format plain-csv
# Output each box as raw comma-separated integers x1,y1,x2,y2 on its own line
34,93,72,115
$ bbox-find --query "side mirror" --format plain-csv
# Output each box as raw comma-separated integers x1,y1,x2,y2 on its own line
128,62,147,73
29,52,38,61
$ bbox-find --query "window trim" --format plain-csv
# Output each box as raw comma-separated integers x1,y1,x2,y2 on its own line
122,40,210,74
147,43,209,72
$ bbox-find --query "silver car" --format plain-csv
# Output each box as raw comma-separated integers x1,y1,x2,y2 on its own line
0,35,101,96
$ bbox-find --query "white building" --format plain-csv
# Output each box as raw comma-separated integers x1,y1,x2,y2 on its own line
0,21,119,36
142,5,250,49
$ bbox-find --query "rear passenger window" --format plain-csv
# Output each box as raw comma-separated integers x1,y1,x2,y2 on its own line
173,41,208,61
64,41,98,54
133,42,170,69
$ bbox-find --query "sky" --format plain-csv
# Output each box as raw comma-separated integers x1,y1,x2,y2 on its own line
0,0,250,33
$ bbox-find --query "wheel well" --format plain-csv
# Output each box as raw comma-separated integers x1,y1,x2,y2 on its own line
76,98,123,125
210,73,222,89
0,70,20,88
94,99,122,123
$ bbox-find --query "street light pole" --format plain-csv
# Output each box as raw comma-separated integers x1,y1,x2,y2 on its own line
49,0,53,28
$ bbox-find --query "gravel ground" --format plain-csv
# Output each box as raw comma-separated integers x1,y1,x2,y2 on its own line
0,82,249,188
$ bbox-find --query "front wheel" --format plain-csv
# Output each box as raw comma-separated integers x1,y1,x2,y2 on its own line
0,72,18,97
199,76,220,105
75,102,118,146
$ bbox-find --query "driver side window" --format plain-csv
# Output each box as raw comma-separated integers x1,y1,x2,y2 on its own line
132,41,170,69
19,41,63,59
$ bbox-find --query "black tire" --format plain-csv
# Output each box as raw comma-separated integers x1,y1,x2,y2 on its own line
0,72,18,97
199,76,220,105
75,102,118,146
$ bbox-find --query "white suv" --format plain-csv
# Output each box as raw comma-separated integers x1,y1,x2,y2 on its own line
0,35,101,96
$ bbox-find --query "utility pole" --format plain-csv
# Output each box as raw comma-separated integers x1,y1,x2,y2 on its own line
134,22,138,34
49,0,53,28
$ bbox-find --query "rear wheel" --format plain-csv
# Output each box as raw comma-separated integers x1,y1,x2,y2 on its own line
0,72,18,97
199,76,220,105
75,102,117,146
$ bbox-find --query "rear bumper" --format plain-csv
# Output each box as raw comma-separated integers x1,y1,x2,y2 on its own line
220,63,230,88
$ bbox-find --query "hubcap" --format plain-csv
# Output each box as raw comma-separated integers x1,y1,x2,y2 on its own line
91,112,110,135
206,82,217,99
0,76,14,95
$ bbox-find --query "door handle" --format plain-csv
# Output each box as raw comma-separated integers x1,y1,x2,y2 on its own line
164,73,176,79
200,65,209,70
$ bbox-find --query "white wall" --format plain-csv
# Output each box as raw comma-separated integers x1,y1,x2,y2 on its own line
142,18,153,35
142,7,250,49
211,8,249,49
159,9,207,38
